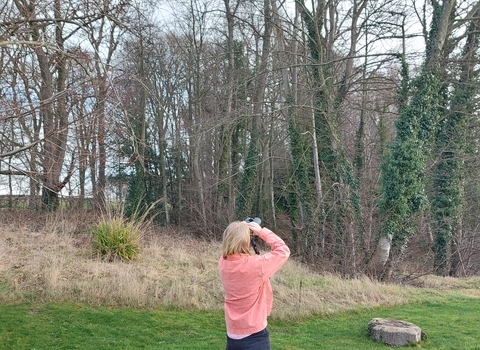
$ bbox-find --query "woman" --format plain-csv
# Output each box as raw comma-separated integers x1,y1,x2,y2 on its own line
218,220,290,350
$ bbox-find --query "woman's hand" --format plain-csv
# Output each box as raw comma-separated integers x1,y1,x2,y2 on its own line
246,221,262,235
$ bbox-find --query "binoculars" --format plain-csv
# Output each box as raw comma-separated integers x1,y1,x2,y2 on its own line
245,217,261,255
245,217,261,225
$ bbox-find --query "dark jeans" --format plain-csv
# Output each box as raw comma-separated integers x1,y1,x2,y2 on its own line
226,328,271,350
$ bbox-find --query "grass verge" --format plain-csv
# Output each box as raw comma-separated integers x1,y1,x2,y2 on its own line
1,294,479,349
1,210,480,349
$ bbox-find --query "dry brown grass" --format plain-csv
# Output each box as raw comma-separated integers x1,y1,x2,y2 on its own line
1,209,479,320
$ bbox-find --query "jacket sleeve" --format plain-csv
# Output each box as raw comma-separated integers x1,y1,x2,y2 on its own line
256,228,290,280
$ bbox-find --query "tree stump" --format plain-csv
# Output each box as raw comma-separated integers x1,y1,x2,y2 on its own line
368,318,426,347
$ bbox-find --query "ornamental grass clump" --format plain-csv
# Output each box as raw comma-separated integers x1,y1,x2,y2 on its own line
90,215,144,262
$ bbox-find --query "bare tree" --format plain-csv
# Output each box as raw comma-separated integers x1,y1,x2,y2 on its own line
1,0,135,210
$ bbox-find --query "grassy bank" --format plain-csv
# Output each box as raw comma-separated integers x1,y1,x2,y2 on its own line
2,211,479,317
1,210,480,348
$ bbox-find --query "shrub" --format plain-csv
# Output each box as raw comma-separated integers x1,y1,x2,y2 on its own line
90,215,144,262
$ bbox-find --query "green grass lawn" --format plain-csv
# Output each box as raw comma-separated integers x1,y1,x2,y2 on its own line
1,294,479,349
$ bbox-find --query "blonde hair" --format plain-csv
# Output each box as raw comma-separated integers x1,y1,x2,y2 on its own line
222,221,251,258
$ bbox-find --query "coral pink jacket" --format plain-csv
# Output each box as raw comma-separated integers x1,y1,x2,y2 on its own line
218,228,290,335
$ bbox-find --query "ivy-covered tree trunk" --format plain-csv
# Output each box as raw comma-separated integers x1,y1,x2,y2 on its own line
219,0,241,224
295,0,365,268
236,117,259,220
376,0,456,279
215,38,249,226
236,0,271,221
125,34,149,219
431,8,480,276
286,98,318,259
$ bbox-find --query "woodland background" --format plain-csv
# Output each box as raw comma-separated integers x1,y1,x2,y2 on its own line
1,0,480,280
